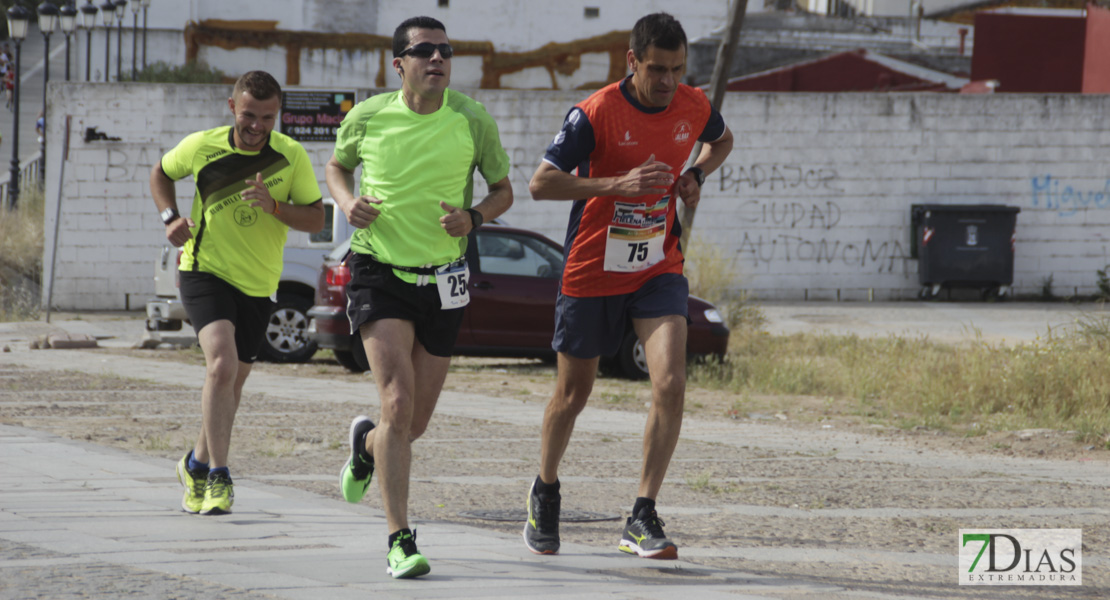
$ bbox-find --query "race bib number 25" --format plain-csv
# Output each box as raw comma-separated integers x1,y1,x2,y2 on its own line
435,261,470,309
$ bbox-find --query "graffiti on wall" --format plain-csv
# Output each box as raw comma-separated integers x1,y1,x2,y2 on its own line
1030,174,1110,217
105,148,160,182
721,163,909,274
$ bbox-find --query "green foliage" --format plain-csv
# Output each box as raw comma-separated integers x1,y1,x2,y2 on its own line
0,185,44,321
684,235,766,331
1096,266,1110,301
125,61,227,84
1040,274,1055,301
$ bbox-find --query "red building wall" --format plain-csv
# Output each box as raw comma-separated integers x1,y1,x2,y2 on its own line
970,12,1086,92
726,52,944,92
1083,5,1110,92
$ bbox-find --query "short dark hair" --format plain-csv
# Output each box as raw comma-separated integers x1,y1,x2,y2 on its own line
232,70,282,102
630,12,687,60
393,16,447,57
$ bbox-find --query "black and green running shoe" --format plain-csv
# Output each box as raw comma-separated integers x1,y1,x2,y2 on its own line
339,415,375,503
199,471,234,515
618,508,677,559
386,530,430,579
523,478,560,555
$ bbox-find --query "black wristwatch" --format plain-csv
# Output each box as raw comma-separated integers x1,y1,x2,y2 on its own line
685,166,705,188
160,207,180,225
466,208,484,230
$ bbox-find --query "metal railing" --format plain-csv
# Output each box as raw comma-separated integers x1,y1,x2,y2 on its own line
0,152,43,207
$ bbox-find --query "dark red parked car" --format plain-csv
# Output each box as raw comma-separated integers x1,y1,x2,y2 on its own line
307,224,729,379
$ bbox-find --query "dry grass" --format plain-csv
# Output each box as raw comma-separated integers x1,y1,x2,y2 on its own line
685,235,1110,446
689,319,1110,447
0,186,44,321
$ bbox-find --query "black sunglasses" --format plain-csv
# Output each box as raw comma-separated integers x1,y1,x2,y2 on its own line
398,42,454,59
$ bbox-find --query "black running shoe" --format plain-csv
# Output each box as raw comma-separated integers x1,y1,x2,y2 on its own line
618,508,677,559
523,478,560,554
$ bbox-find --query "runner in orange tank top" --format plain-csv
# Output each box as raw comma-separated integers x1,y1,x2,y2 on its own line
523,12,734,560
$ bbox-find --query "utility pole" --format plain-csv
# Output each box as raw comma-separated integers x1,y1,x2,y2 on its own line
678,0,748,251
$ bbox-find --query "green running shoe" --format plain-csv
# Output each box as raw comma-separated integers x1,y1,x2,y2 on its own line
199,470,234,515
618,508,677,559
175,451,207,514
340,415,375,503
387,530,430,579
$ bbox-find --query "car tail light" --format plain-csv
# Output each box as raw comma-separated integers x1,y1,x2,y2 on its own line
326,263,352,287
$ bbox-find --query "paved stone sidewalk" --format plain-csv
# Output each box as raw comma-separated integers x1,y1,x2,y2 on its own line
1,424,825,600
2,311,1109,599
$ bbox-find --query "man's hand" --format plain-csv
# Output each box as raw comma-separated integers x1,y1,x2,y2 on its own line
439,201,473,237
676,171,701,208
242,172,279,215
165,217,195,247
341,194,382,229
613,154,674,197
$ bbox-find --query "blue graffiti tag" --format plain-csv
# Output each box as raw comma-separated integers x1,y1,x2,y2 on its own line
1030,175,1110,217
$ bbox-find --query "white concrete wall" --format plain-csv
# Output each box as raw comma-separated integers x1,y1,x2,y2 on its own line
377,0,735,51
42,83,1110,309
93,0,736,90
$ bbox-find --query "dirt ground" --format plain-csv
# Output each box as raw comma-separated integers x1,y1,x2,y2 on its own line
1,347,1107,597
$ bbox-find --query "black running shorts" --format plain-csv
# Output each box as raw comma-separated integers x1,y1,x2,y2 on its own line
179,270,273,363
345,252,465,358
552,272,690,359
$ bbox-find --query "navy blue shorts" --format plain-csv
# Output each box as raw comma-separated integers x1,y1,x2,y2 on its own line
552,273,689,359
179,270,273,364
345,252,464,358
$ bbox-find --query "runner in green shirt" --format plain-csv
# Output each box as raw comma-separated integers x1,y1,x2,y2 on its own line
326,16,512,579
150,71,325,517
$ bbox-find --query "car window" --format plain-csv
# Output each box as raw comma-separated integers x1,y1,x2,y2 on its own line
476,231,563,279
310,204,334,244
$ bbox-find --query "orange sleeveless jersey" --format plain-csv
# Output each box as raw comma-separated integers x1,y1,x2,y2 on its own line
561,81,711,297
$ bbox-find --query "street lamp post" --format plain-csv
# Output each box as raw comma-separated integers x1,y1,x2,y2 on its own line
60,4,78,82
129,0,139,79
38,2,60,180
5,5,31,208
114,1,126,82
100,0,114,81
140,0,150,69
80,2,98,82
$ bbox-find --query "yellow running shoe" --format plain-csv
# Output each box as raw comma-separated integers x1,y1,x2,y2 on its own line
200,471,234,515
175,452,207,514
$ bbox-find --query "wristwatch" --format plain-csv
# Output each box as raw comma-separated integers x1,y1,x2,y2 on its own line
160,207,179,225
685,166,705,188
466,208,484,230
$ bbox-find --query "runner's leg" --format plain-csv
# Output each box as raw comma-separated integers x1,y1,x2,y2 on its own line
632,315,687,499
539,353,599,484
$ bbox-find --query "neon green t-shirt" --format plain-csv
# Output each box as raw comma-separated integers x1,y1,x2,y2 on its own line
333,88,511,279
161,126,322,297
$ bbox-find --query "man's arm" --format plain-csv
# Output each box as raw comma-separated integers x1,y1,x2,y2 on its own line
149,163,193,248
529,154,676,202
325,155,381,229
240,172,325,234
674,125,735,208
276,198,326,234
439,176,514,238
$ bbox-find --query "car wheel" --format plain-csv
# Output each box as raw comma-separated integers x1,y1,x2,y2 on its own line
333,335,370,373
260,293,318,363
613,330,649,380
